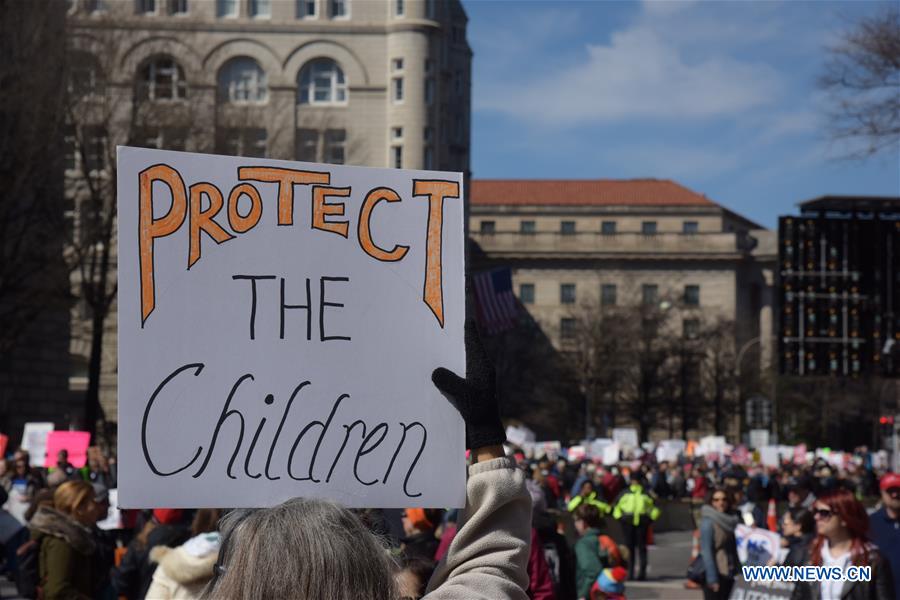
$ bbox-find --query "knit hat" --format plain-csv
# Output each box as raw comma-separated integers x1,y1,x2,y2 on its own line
403,508,433,530
596,566,628,594
153,508,184,525
880,472,900,491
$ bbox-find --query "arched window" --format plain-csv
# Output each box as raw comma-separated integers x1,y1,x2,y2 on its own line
138,57,187,100
218,57,268,103
298,59,347,105
68,52,105,97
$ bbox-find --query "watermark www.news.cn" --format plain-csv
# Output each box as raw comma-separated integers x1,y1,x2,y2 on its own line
742,566,872,582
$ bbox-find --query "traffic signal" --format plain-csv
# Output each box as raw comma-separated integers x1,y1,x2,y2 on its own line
880,415,895,439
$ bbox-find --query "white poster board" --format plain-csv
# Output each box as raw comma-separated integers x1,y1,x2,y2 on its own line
505,425,535,448
589,438,614,460
698,435,727,456
535,441,562,461
21,422,54,467
655,439,686,463
612,428,638,450
736,524,782,566
602,442,621,466
760,446,780,468
117,148,465,508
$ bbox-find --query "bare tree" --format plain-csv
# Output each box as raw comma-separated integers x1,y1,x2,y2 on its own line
819,7,900,157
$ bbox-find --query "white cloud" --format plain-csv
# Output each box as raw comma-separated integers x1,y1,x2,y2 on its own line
477,25,782,124
599,143,741,179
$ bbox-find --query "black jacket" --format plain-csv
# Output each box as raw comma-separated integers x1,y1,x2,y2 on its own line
110,523,189,599
783,533,815,567
792,546,895,600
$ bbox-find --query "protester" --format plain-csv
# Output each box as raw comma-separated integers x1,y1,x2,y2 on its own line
534,509,576,600
29,480,100,600
401,508,440,561
869,473,900,600
787,475,816,510
778,506,815,567
54,450,80,482
111,508,191,600
567,480,610,515
145,509,224,600
699,486,739,600
574,503,619,600
793,489,895,600
612,473,659,581
198,319,530,599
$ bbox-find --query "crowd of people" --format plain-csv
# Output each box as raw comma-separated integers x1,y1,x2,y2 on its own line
0,322,897,599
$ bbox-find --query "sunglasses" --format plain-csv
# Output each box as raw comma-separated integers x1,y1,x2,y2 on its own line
812,508,834,520
885,487,900,498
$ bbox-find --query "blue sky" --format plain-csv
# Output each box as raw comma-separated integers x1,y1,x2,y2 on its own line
463,0,899,228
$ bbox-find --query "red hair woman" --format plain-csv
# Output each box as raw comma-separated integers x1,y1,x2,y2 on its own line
793,489,895,600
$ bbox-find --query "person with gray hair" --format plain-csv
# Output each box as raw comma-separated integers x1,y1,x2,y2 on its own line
200,321,531,599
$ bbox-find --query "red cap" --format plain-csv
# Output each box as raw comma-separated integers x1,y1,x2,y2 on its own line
403,508,433,530
153,508,184,524
880,473,900,491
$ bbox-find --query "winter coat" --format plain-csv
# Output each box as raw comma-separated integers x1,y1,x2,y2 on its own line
423,457,531,599
791,544,895,600
144,533,220,600
574,527,604,600
699,505,739,587
782,533,815,567
28,506,97,600
527,528,555,600
111,522,190,600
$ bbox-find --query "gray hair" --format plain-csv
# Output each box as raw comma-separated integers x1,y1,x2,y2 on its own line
201,498,398,600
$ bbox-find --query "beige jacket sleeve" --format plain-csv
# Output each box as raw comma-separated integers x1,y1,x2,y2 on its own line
423,456,531,600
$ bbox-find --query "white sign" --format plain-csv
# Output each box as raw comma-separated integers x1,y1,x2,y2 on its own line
117,148,465,508
97,489,123,531
698,435,727,456
611,428,638,449
505,425,535,448
736,525,782,566
534,441,562,461
760,446,780,468
749,429,769,450
602,442,621,466
656,439,686,463
21,422,54,467
589,438,614,460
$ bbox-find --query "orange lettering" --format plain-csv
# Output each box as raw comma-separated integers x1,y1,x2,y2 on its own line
412,180,459,328
311,186,350,238
358,187,410,262
189,182,235,269
238,167,330,226
139,164,188,326
227,183,263,233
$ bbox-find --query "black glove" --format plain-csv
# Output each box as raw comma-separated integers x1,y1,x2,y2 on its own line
432,319,506,450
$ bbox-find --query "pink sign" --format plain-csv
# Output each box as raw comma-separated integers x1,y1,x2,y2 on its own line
44,431,91,468
793,444,807,465
0,434,7,458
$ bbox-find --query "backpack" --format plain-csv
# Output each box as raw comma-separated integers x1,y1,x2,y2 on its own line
597,534,623,568
15,538,40,599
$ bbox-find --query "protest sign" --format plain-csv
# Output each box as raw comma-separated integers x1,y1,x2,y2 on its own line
535,441,562,461
656,439,686,463
4,482,29,525
117,147,465,508
736,524,782,566
749,429,769,450
760,446,780,468
699,435,727,456
567,445,586,462
731,445,751,466
793,444,807,465
505,425,535,448
611,428,638,450
589,438,614,460
602,442,620,466
21,422,54,467
45,431,91,468
97,489,123,531
729,577,794,600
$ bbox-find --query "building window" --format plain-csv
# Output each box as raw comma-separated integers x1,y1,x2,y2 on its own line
424,78,435,104
683,221,699,234
642,284,658,306
64,127,77,171
296,129,318,161
479,221,495,235
219,57,267,103
560,221,576,235
68,52,104,97
454,69,463,96
641,221,657,235
424,126,433,143
684,285,700,306
324,129,345,165
138,57,186,101
395,0,403,16
520,220,535,234
560,318,576,340
392,145,402,169
298,59,347,105
423,147,433,169
168,0,187,14
87,0,108,13
330,0,347,18
84,126,107,172
137,0,156,13
519,283,535,305
391,58,404,72
297,0,316,17
601,221,616,235
391,127,403,140
217,0,237,17
560,284,576,305
392,77,404,103
218,128,267,158
683,319,700,339
136,127,187,151
601,284,617,306
250,0,270,17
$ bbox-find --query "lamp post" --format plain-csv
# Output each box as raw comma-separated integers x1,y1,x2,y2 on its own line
735,335,778,442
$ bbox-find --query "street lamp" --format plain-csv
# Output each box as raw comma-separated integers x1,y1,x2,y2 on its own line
735,335,777,442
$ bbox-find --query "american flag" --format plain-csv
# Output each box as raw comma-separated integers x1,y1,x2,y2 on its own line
473,268,520,335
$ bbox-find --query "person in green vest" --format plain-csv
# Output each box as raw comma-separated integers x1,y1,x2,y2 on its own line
567,480,612,515
612,473,660,580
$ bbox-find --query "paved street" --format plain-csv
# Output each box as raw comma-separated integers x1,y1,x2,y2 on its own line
627,530,703,600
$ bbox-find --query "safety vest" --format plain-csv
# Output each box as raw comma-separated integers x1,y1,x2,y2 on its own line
567,491,611,515
612,483,660,526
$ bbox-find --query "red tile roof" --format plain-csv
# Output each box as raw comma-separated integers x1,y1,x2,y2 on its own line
470,179,716,207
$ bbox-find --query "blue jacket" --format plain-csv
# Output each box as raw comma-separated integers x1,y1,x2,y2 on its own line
869,507,900,600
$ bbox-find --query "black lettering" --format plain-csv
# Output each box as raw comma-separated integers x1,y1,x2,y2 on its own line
326,420,366,483
280,277,312,340
287,393,348,482
193,374,254,479
264,382,309,480
319,276,351,342
141,363,204,476
232,275,276,340
353,423,388,486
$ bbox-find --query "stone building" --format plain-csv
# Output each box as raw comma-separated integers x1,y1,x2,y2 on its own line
65,0,471,422
468,179,777,440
